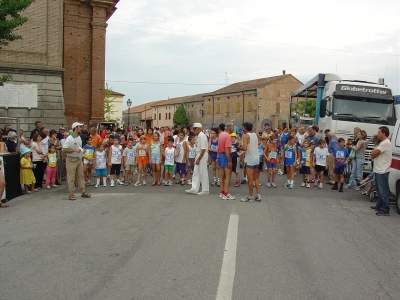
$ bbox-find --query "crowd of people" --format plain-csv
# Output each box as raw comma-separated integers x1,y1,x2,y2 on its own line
0,118,393,216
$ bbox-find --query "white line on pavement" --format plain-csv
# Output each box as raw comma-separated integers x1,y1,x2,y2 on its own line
216,213,239,300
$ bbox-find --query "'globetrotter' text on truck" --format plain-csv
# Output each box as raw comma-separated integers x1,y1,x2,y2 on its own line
290,73,396,172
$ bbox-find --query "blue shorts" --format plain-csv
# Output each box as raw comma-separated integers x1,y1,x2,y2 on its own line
334,165,346,175
218,153,228,168
211,154,217,162
266,162,277,169
176,162,187,174
245,163,258,169
95,168,107,177
151,153,161,164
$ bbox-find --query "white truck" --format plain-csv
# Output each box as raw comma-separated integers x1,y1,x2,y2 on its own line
290,73,396,172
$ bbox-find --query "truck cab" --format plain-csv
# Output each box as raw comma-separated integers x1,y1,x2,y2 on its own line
389,118,400,214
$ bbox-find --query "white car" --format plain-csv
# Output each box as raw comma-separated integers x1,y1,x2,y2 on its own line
388,119,400,214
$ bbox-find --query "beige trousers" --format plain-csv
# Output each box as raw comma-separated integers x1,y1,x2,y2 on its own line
66,156,85,193
327,154,335,182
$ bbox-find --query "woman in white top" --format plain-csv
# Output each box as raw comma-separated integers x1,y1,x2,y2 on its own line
239,122,261,202
31,132,45,189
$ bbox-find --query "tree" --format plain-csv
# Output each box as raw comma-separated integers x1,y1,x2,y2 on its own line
104,84,117,121
0,0,35,86
291,99,317,118
173,103,189,127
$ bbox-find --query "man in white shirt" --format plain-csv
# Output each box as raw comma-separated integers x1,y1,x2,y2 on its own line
186,123,209,195
62,122,91,200
370,126,392,216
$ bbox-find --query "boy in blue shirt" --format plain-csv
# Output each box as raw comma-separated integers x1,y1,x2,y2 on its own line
331,138,349,192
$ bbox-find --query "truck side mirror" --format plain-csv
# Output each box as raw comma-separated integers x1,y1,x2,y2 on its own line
320,99,327,118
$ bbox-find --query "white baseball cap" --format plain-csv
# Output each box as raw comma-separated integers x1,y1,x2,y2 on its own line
71,122,83,129
193,123,202,129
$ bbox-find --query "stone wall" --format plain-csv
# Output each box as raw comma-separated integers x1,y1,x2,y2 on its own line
0,64,66,137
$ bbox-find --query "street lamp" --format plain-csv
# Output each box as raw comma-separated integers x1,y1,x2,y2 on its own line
127,98,132,131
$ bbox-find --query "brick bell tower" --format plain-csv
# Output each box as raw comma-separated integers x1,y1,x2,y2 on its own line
63,0,119,126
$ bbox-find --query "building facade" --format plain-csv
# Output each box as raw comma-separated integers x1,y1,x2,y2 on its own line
0,0,118,132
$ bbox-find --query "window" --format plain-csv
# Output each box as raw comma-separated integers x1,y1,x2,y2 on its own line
159,113,161,120
169,113,171,119
276,102,280,113
247,102,251,112
216,104,220,114
236,102,240,113
226,103,230,113
207,104,211,114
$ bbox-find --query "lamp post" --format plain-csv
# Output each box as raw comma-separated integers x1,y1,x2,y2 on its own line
127,98,132,131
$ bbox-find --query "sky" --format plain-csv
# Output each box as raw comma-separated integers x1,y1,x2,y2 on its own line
105,0,400,110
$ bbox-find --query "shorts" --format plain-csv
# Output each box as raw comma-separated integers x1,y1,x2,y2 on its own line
245,163,258,169
110,164,121,175
83,158,93,165
334,165,346,175
218,153,228,168
151,153,161,164
315,165,326,173
125,164,135,171
300,166,311,174
186,158,195,172
164,164,174,172
137,156,148,165
211,155,217,162
176,162,187,174
266,162,277,169
258,162,264,171
95,168,107,177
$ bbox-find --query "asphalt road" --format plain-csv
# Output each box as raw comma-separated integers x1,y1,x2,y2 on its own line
1,170,399,300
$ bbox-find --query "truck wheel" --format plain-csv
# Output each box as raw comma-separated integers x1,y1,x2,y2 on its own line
396,190,400,215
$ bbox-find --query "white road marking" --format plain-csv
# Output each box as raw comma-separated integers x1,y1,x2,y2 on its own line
216,213,239,300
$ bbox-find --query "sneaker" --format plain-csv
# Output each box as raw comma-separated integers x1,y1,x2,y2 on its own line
241,179,247,184
271,182,277,188
217,181,220,187
168,181,173,186
259,183,263,187
306,183,310,188
142,180,146,186
289,184,294,189
164,181,168,186
219,193,224,198
181,180,186,186
339,186,343,192
211,181,218,186
186,189,198,194
110,180,115,187
222,193,235,200
187,179,192,185
52,185,59,188
47,186,51,190
331,185,338,190
376,210,389,216
117,180,124,185
278,169,284,175
103,183,107,187
89,181,95,186
240,196,254,202
301,182,306,187
134,181,141,187
107,175,110,179
314,182,318,187
197,191,210,195
283,182,289,188
176,179,183,184
124,181,128,186
319,183,323,189
254,195,261,202
173,175,176,180
267,183,271,188
309,179,315,183
95,183,99,188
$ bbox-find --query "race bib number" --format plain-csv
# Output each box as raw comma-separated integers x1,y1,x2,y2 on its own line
336,151,344,159
285,151,293,158
113,150,120,156
318,154,326,159
139,149,146,156
211,144,217,150
269,151,277,159
303,152,309,159
189,149,195,158
128,152,134,158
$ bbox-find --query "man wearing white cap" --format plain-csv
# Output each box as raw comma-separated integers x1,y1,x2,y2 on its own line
186,123,209,195
62,122,91,200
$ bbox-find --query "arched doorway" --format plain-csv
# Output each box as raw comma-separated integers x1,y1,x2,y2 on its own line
261,118,272,129
205,120,212,129
214,119,221,128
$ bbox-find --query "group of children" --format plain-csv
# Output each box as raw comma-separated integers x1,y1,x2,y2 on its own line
19,125,357,195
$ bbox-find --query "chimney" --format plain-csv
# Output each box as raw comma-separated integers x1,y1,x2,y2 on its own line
282,70,286,75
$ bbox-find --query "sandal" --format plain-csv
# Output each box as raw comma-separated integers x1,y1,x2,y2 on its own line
0,202,9,208
361,192,370,196
81,192,91,198
234,181,240,187
69,194,76,201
